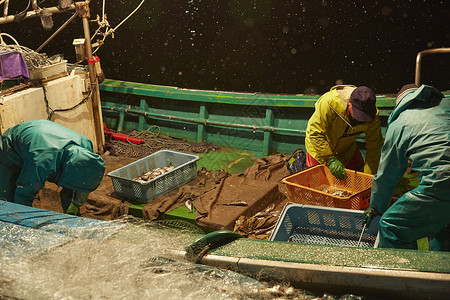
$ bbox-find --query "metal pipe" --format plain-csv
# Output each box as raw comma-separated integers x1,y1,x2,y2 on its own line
102,106,307,136
0,4,76,24
3,0,8,17
35,12,78,52
415,48,450,86
32,0,39,11
3,0,9,17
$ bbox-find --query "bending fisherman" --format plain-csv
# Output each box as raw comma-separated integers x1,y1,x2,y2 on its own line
0,119,105,216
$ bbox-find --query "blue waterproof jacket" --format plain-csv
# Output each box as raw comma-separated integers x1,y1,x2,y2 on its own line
369,85,450,249
0,120,105,208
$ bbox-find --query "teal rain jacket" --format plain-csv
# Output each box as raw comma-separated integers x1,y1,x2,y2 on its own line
370,85,450,249
0,120,105,210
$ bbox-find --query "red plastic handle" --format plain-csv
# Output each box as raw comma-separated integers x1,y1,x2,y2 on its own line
103,122,145,144
111,133,145,144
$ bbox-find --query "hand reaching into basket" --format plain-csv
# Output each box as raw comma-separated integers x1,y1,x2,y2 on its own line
326,157,347,181
363,207,380,227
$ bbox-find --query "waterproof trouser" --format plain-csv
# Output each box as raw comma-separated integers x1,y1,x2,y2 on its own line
378,188,450,251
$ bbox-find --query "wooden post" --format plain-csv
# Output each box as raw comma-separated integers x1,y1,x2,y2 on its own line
78,1,105,153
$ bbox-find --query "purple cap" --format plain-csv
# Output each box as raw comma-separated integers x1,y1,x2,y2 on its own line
350,86,377,122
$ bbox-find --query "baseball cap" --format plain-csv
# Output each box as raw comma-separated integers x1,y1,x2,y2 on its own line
350,86,377,122
395,83,418,105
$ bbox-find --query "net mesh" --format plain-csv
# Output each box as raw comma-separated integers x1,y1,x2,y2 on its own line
288,226,376,247
115,215,204,234
106,128,220,159
0,44,52,70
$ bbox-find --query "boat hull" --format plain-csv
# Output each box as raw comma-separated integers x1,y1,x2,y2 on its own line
1,200,449,299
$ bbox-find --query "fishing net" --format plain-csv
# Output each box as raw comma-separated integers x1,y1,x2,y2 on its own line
0,33,52,70
1,44,52,70
115,215,204,234
106,126,220,159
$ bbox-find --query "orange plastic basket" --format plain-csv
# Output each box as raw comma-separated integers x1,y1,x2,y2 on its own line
282,165,373,210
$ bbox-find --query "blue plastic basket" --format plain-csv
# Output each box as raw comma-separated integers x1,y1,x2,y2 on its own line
269,203,380,248
108,150,199,203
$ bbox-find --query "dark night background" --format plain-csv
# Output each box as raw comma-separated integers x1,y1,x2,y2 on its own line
1,0,449,94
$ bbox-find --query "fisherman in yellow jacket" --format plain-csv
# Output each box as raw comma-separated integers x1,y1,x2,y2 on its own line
305,85,383,180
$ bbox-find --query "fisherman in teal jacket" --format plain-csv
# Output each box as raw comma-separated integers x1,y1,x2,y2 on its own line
0,120,105,216
364,84,450,250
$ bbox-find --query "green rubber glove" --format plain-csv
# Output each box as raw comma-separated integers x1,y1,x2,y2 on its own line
363,207,380,227
65,202,81,216
326,157,346,180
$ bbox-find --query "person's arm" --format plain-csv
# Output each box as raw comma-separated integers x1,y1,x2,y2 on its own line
307,98,335,164
363,115,384,174
13,160,46,206
370,123,409,213
59,187,88,215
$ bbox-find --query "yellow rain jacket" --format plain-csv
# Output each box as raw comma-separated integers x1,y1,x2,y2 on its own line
305,85,383,174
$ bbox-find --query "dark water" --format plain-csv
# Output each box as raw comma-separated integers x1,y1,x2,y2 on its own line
1,0,449,94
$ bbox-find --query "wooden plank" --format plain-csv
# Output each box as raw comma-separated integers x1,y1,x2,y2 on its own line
0,75,100,152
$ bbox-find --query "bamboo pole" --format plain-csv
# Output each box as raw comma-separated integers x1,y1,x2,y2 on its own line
35,12,78,52
78,1,105,153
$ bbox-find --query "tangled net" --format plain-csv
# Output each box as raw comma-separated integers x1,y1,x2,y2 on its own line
0,33,52,70
0,44,52,70
106,126,220,159
115,215,205,234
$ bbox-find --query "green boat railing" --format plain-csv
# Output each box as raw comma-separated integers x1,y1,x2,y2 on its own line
99,80,447,156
